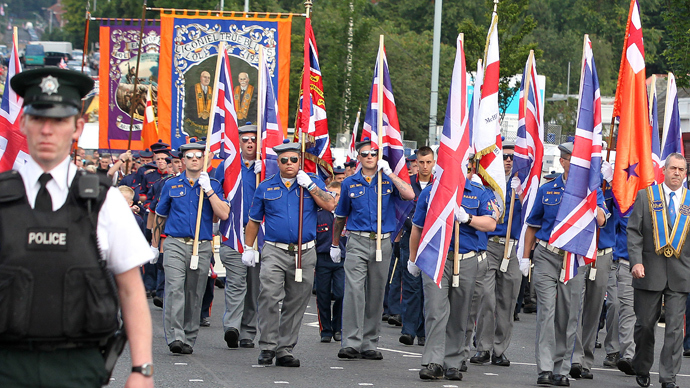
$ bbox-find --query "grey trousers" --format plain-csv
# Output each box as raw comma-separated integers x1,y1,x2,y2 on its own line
604,260,620,355
220,244,260,341
341,234,392,352
162,238,213,346
257,243,315,358
422,255,478,369
476,241,522,357
617,261,636,359
571,251,613,369
633,286,687,383
461,254,487,361
532,244,583,375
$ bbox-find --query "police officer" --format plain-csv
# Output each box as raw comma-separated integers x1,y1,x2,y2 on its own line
215,124,262,349
0,67,154,387
522,142,605,386
408,156,498,381
152,141,230,354
243,140,335,367
332,138,414,360
472,142,523,367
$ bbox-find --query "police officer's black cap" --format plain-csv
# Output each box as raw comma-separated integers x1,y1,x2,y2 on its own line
334,166,345,174
140,149,154,158
558,142,574,155
355,137,372,152
179,142,206,152
273,139,301,155
11,67,94,118
151,139,171,154
238,125,258,134
164,157,171,164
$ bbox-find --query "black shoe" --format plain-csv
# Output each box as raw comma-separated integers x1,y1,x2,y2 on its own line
387,314,402,326
214,277,225,288
239,339,255,348
470,350,490,364
570,363,583,378
514,312,520,321
460,360,468,372
661,383,679,388
258,350,276,365
537,371,554,386
382,313,390,322
617,358,636,375
523,304,537,313
153,296,163,308
491,352,510,366
635,375,651,387
338,347,361,359
419,363,444,380
224,328,239,348
181,343,193,354
321,335,332,343
554,374,570,386
399,334,414,346
333,332,342,342
417,336,425,346
169,340,183,354
603,352,620,367
276,355,300,367
444,367,463,381
581,368,593,379
361,350,383,360
200,317,210,327
595,341,602,349
684,349,690,357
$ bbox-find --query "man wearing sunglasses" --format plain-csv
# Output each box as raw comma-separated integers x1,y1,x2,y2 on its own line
243,140,335,367
152,141,230,355
332,138,414,361
215,125,263,349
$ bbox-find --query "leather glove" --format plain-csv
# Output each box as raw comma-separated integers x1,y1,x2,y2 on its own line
330,245,342,263
407,260,421,277
149,245,159,264
511,176,523,195
199,171,213,193
519,258,530,277
601,161,613,183
454,206,470,223
253,160,262,175
377,159,393,175
296,170,314,189
242,246,256,267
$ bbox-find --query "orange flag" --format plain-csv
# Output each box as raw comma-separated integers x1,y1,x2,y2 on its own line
141,84,158,150
611,0,654,215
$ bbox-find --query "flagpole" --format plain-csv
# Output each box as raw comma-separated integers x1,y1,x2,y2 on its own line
81,10,90,74
452,33,465,288
375,35,384,262
190,41,225,271
126,0,148,153
254,47,264,256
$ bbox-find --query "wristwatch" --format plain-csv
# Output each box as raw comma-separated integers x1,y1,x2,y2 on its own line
465,214,473,224
131,363,154,377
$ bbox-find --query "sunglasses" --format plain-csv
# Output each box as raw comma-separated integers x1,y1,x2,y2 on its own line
241,136,257,143
503,154,514,161
184,152,204,159
359,150,378,158
280,156,299,164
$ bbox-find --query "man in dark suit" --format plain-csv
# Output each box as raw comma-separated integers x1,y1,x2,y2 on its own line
627,152,690,388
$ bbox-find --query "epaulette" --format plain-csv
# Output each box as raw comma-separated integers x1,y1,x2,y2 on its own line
0,170,25,202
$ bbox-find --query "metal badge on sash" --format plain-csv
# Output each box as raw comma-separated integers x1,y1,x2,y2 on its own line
648,185,690,258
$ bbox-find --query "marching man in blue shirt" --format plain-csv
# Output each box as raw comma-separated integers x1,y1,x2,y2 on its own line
243,140,335,367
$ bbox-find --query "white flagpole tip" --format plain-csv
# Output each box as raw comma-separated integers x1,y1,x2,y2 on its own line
190,255,199,270
376,250,382,262
295,268,303,282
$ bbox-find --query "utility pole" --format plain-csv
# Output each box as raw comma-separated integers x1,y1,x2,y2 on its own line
342,0,354,133
428,0,442,146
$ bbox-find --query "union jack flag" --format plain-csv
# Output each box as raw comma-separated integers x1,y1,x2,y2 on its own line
0,31,27,172
296,18,333,181
548,36,602,283
415,35,471,287
211,47,244,252
362,42,413,238
514,51,544,261
661,72,684,161
649,76,663,184
258,49,285,181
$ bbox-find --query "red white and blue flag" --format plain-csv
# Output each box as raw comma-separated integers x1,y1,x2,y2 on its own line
258,49,285,181
0,31,27,172
649,76,663,183
415,35,471,287
346,108,360,163
468,59,483,153
296,18,333,181
661,72,683,160
548,36,603,283
210,47,244,252
514,51,544,260
362,42,413,237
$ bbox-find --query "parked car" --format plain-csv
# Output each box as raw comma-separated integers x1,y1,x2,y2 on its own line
67,60,92,77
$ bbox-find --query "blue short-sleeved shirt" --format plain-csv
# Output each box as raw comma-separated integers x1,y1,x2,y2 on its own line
248,173,326,244
335,171,402,233
614,211,629,261
412,181,497,254
489,181,523,240
215,159,258,225
599,182,616,249
155,171,225,240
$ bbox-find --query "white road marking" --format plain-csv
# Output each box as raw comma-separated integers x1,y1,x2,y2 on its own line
442,385,458,388
402,354,422,358
303,312,318,316
484,372,498,376
174,362,187,366
377,347,422,356
189,379,204,382
274,381,290,384
305,322,320,327
330,366,344,369
358,384,373,386
408,368,421,371
252,365,267,368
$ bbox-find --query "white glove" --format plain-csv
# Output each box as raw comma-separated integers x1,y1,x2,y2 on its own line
242,246,256,267
377,159,393,175
471,174,482,184
455,206,470,223
213,222,220,236
330,245,342,263
296,170,314,189
601,161,613,183
149,245,159,264
519,258,530,277
253,160,262,175
511,176,523,195
407,260,421,277
199,171,213,193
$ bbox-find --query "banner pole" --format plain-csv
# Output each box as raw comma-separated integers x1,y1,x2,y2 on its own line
375,34,384,262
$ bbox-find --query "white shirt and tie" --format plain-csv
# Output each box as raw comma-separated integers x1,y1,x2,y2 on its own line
662,182,683,225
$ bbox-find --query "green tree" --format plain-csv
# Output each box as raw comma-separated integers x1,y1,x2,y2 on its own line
662,0,690,88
